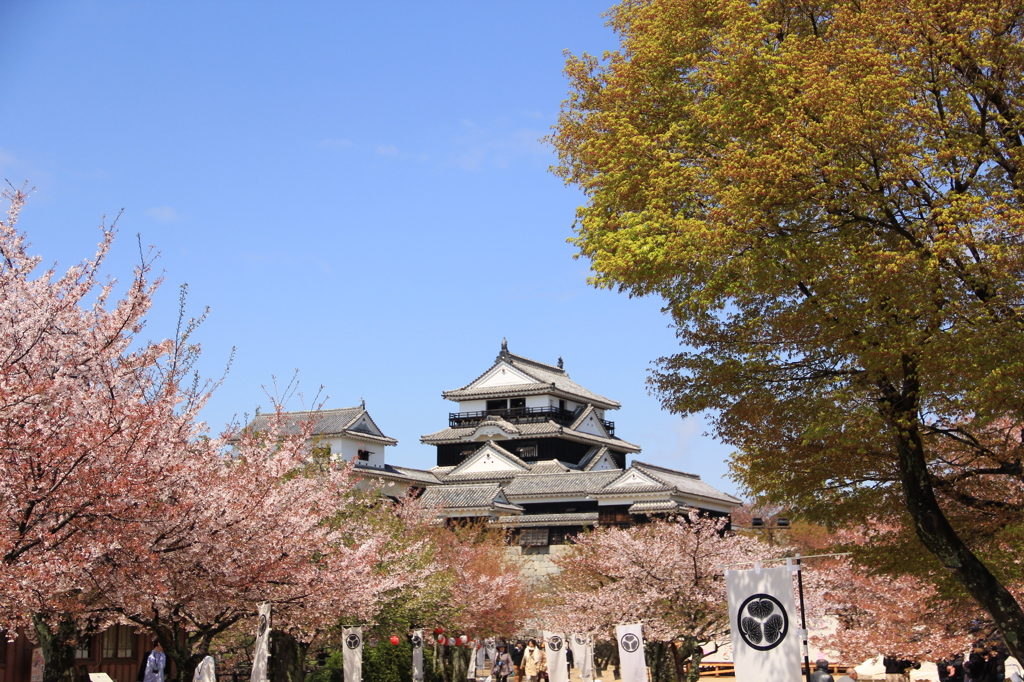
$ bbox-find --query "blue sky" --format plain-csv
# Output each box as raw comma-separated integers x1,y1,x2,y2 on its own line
2,1,741,497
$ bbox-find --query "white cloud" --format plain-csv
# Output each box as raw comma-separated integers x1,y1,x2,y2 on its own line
146,206,179,222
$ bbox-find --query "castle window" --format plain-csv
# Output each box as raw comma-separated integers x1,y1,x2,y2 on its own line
357,450,371,461
518,527,549,546
487,399,508,412
517,444,538,458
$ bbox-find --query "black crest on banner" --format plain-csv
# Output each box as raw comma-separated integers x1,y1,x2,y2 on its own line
547,636,563,652
619,633,640,653
411,635,422,649
346,633,362,650
737,593,789,651
258,614,268,637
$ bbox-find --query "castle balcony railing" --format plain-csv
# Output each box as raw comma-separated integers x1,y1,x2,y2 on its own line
448,406,614,436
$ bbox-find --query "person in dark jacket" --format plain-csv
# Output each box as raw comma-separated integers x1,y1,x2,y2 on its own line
810,659,834,682
884,657,919,682
983,646,1006,682
510,642,525,682
965,647,986,682
938,654,965,682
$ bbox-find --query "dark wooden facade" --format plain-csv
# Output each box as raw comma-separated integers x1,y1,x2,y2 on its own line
436,439,625,468
1,628,154,682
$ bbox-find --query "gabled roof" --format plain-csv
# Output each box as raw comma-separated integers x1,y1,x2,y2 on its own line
353,461,439,485
441,343,620,410
246,406,398,446
569,405,612,439
632,461,743,506
417,483,524,514
579,446,619,472
420,420,640,453
442,442,531,480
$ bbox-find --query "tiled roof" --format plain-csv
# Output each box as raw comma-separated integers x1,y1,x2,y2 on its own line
503,470,622,497
417,484,524,512
353,462,440,485
245,407,398,445
529,460,575,474
632,462,743,505
496,512,599,527
420,420,639,452
442,348,620,410
628,500,690,513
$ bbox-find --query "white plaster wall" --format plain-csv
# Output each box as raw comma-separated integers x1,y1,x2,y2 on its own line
334,436,386,469
478,365,533,388
458,399,488,413
525,395,552,409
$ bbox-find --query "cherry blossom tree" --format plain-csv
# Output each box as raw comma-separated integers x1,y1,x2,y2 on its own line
79,409,424,682
0,188,215,682
547,513,778,682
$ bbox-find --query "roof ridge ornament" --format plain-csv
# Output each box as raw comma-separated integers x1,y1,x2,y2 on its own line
557,356,563,369
498,337,511,362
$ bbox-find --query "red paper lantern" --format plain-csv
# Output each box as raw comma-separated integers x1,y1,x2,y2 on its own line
390,636,400,646
437,636,446,646
434,627,444,635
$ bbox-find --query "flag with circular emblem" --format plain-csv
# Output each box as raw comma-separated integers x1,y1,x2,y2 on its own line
614,624,645,682
411,630,424,682
250,603,271,682
343,626,363,682
725,566,801,682
569,634,594,682
544,632,568,682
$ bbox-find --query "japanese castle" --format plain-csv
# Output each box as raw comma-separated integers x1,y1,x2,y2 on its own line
251,341,740,573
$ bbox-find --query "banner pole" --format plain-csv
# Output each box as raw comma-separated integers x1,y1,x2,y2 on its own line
795,555,811,682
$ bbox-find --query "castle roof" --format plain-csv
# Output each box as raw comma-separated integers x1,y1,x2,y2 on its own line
441,343,620,410
244,406,398,446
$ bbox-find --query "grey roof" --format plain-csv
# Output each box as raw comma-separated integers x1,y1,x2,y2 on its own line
442,348,620,410
628,500,690,513
246,407,398,445
632,462,743,505
496,512,599,527
420,420,640,452
353,461,440,485
417,484,524,512
503,470,623,497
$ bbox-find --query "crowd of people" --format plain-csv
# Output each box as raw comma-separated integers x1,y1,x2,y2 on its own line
483,639,579,682
803,644,1024,682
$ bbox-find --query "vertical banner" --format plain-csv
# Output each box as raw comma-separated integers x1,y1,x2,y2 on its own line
614,624,646,682
343,627,363,682
484,639,497,671
726,566,802,682
411,630,424,682
250,603,271,682
194,656,216,682
570,634,594,682
544,633,568,682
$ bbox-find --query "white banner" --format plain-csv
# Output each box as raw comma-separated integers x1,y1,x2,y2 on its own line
569,634,594,682
193,656,216,682
544,632,568,682
614,624,646,682
412,630,424,682
726,566,802,682
250,603,271,682
343,627,363,682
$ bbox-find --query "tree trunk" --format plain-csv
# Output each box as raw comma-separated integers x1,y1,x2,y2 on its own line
883,365,1024,660
270,630,307,682
33,613,78,682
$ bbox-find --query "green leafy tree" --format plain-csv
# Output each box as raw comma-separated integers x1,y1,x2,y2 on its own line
551,0,1024,658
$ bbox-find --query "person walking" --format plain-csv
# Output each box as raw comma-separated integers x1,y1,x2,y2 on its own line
810,659,834,682
137,642,166,682
492,644,513,682
522,640,546,682
836,668,858,682
511,642,525,682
